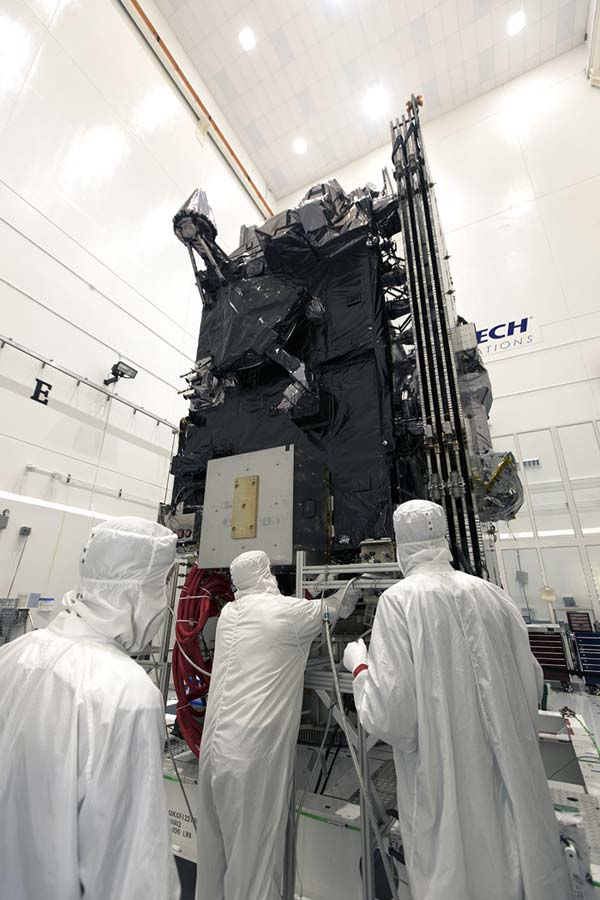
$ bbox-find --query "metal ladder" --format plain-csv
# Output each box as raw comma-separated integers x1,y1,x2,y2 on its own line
283,551,403,900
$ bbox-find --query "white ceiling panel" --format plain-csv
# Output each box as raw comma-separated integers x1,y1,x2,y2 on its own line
155,0,589,199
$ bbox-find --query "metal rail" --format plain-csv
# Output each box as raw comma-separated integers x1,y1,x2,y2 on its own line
358,722,376,900
302,562,402,574
0,333,179,433
24,464,158,509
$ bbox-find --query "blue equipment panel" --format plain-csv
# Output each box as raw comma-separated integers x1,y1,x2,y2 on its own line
575,633,600,686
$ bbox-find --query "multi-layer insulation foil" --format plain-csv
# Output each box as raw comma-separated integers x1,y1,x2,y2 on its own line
170,172,522,561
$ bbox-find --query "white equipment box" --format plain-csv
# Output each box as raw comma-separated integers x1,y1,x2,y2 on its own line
199,444,327,568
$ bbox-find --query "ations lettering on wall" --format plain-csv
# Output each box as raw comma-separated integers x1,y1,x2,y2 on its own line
476,317,536,356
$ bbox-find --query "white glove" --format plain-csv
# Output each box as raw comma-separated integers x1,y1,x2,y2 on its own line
343,638,369,674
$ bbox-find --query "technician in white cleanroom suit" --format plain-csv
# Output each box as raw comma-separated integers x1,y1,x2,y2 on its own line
0,517,180,900
195,549,359,900
343,500,569,900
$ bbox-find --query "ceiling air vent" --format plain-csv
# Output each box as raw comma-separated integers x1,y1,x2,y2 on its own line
522,458,541,468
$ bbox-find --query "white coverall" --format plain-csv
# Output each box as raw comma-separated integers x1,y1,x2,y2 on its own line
0,517,180,900
349,500,569,900
195,549,358,900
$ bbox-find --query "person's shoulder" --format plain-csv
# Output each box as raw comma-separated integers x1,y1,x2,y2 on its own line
217,600,234,623
283,594,311,605
457,570,504,594
382,578,410,597
446,569,482,596
0,630,45,676
449,569,489,591
456,572,520,610
378,583,410,613
116,656,162,706
84,643,162,710
273,595,322,638
277,594,320,621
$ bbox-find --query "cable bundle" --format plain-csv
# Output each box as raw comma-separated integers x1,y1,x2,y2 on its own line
172,565,233,756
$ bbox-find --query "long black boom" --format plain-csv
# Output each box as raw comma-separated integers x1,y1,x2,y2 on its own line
392,96,486,577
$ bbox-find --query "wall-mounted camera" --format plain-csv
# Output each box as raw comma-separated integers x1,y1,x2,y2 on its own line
103,361,138,386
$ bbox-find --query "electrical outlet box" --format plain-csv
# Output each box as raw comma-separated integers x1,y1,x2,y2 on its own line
19,526,32,536
0,510,9,530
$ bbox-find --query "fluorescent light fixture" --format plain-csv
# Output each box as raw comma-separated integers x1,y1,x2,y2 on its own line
292,137,307,155
537,529,575,537
0,490,113,521
239,27,256,51
507,10,525,36
362,84,389,120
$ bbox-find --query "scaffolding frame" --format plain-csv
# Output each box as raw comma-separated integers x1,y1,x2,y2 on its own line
282,551,403,900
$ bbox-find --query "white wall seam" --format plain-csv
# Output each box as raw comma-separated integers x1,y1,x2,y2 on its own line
422,68,589,151
0,197,199,343
0,225,197,369
0,275,193,392
41,20,240,229
485,332,600,369
25,466,160,509
0,374,171,460
439,171,600,239
493,376,600,401
0,425,168,490
0,15,46,138
117,0,273,217
0,178,200,343
0,0,262,601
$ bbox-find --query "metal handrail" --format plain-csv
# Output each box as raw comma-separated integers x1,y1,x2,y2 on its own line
0,333,178,433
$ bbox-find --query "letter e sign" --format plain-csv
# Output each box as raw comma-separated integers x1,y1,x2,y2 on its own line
31,378,53,405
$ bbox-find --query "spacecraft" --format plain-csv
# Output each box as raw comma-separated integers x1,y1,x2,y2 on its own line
168,96,523,577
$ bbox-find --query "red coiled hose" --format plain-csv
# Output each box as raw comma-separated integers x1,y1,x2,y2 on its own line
172,565,234,756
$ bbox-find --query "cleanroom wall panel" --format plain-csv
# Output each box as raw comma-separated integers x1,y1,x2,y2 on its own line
276,44,600,598
279,46,600,436
0,0,266,603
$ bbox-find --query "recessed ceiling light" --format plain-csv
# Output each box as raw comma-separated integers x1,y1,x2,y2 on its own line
238,27,256,51
506,10,525,36
362,84,389,120
292,137,307,155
